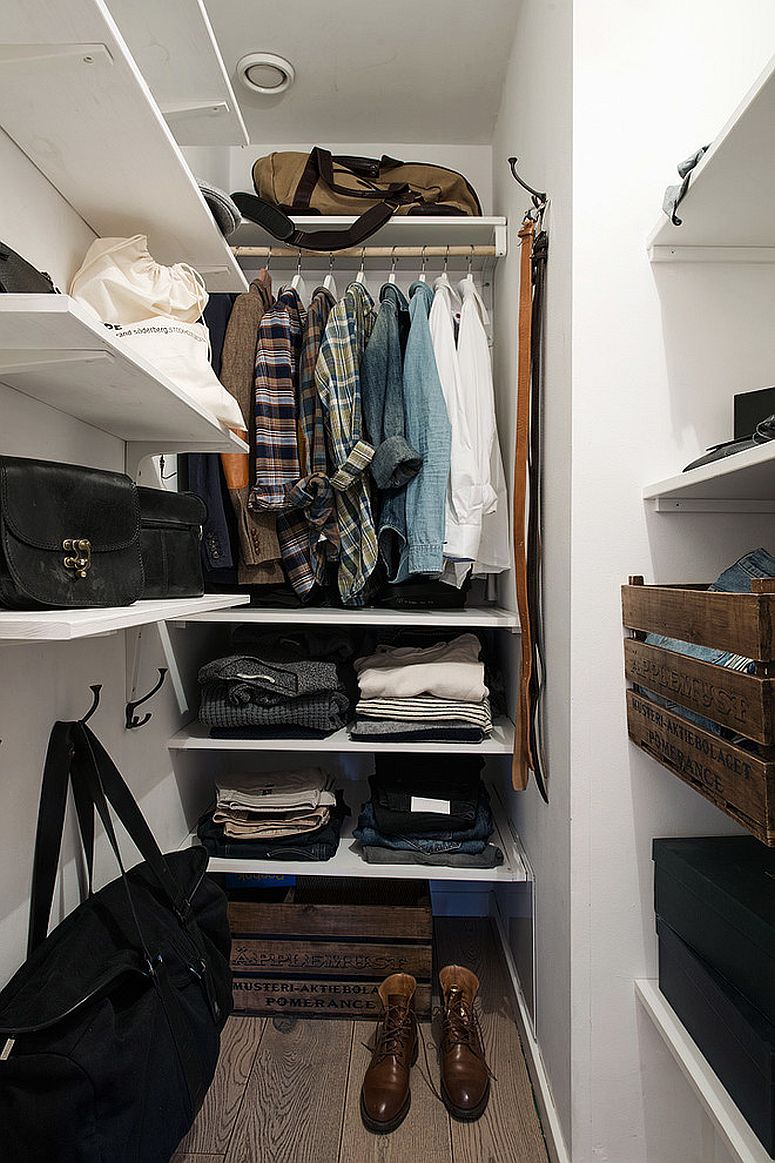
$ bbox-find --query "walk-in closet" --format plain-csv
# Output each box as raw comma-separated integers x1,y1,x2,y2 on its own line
4,2,775,1162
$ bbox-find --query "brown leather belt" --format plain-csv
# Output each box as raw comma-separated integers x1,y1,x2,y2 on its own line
512,217,535,791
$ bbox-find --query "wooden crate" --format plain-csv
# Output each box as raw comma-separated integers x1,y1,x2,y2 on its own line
622,577,775,844
227,877,433,1020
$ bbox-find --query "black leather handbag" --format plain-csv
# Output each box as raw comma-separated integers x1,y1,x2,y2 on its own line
138,486,206,599
0,240,57,293
0,456,144,609
0,720,232,1163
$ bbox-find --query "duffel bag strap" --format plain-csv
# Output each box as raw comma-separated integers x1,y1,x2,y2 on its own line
233,192,399,252
296,147,414,207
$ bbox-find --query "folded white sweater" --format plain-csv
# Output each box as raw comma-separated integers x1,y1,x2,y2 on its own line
354,633,487,702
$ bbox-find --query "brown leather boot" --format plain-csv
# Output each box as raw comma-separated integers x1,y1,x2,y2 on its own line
360,973,418,1133
438,965,490,1121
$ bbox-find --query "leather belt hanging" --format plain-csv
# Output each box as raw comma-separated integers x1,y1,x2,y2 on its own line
512,216,535,790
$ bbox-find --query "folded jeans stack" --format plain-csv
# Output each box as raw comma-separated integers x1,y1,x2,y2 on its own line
198,767,349,861
350,633,492,743
353,756,504,869
198,628,356,738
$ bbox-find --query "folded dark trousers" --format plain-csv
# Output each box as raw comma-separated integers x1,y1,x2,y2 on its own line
354,789,494,854
369,757,482,833
198,792,349,861
360,844,504,869
349,720,485,743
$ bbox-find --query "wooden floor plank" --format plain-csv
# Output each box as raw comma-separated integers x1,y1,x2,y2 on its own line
226,1017,353,1163
339,1018,452,1163
176,1016,265,1157
172,1154,224,1162
434,919,549,1163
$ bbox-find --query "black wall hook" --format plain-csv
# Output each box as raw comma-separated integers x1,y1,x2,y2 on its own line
507,156,548,212
81,684,102,724
125,668,168,730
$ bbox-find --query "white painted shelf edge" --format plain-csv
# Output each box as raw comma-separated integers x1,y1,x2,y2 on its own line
0,295,248,453
635,980,771,1163
643,440,775,512
0,594,250,642
183,778,526,883
178,605,519,629
230,215,509,257
647,52,775,257
169,716,515,755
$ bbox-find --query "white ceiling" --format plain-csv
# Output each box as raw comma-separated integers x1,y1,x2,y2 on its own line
204,0,522,145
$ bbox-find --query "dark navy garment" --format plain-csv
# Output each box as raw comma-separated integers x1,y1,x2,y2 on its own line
183,293,237,575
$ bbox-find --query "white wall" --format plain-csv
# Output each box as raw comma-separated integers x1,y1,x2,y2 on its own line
571,6,775,1161
0,127,197,985
492,0,574,1149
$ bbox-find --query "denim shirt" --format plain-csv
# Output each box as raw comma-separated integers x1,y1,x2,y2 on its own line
391,281,452,583
361,284,420,489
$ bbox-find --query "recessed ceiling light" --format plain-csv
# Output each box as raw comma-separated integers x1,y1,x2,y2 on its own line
237,52,295,95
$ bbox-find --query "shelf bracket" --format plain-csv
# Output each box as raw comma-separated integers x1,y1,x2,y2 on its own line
161,99,230,120
0,350,112,375
0,44,113,68
126,623,187,722
649,497,775,513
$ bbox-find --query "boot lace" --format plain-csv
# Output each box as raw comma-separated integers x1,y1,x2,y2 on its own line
435,988,497,1081
371,1002,414,1063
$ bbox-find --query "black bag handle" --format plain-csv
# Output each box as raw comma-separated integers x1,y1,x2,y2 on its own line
299,147,414,206
28,721,192,955
232,192,399,253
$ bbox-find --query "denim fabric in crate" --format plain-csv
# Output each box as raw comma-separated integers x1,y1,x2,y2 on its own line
658,919,775,1156
653,836,775,1026
643,547,775,733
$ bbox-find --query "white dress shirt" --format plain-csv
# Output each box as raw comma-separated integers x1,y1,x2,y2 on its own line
429,273,494,585
456,275,510,576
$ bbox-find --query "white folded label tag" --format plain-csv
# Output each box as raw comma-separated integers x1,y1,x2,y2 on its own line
410,796,451,815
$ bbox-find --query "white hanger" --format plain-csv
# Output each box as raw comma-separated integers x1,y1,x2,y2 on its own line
387,246,398,285
354,247,367,286
290,251,308,304
323,253,338,298
418,244,428,283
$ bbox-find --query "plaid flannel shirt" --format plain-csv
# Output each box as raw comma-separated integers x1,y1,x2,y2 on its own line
248,287,306,514
276,287,339,596
315,282,377,606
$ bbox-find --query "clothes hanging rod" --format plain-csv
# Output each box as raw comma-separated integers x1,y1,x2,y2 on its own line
230,245,498,259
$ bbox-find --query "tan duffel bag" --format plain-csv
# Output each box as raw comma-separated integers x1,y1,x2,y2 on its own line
232,147,482,251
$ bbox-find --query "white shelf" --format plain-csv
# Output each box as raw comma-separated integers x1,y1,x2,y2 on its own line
185,780,527,883
179,605,519,630
0,594,250,642
0,296,247,459
107,0,249,147
170,717,515,755
635,980,772,1163
648,53,775,261
0,0,247,291
231,216,509,270
644,441,775,512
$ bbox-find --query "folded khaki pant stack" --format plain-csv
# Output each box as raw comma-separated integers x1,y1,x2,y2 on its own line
212,767,336,839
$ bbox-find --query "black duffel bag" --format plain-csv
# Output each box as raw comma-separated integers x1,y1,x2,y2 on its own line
0,720,232,1163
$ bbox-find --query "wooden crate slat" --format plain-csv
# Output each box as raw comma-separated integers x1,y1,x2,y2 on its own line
621,583,775,660
228,899,432,941
626,690,775,845
231,937,432,979
232,976,433,1020
624,638,775,744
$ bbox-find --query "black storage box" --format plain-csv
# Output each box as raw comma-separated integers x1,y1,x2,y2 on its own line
138,487,206,599
653,836,775,1026
658,918,775,1156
